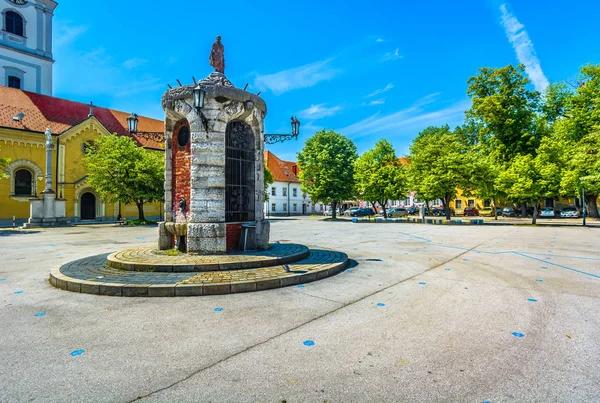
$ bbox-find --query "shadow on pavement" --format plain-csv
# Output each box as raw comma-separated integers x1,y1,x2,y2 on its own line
0,230,41,236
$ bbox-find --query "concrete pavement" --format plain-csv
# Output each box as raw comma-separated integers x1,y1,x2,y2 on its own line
1,218,599,402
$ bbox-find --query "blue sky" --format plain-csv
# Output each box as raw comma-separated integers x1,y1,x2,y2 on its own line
53,0,600,161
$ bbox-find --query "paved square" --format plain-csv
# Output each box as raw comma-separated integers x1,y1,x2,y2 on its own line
1,217,599,402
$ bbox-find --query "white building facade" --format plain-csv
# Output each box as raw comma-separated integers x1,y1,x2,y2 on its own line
0,0,57,95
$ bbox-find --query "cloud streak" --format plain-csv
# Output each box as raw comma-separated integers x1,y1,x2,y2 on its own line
381,48,402,62
339,94,469,138
123,58,148,69
365,83,394,98
298,103,342,119
54,21,89,48
254,58,341,95
499,4,549,93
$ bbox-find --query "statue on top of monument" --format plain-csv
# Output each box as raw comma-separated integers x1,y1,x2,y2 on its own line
209,35,225,74
45,127,52,144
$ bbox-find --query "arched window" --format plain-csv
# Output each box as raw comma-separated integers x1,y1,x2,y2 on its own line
225,120,255,222
5,11,24,36
14,169,33,196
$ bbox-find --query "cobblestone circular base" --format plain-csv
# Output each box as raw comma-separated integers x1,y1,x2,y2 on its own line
106,243,309,272
49,246,349,297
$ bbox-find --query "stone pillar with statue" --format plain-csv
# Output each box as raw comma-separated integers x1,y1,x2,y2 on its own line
158,36,269,253
25,128,69,228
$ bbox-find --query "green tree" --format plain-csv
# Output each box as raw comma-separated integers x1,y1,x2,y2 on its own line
264,166,274,201
560,131,600,218
297,130,358,219
567,64,600,142
466,64,541,161
83,134,164,221
408,125,474,220
354,139,407,218
496,137,562,224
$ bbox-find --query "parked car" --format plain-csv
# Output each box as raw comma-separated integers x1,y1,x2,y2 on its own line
502,207,517,217
431,207,447,216
380,207,408,218
463,207,479,216
406,206,418,215
323,208,342,216
480,207,495,217
539,208,555,218
496,208,503,215
560,206,580,218
350,207,376,217
344,207,360,217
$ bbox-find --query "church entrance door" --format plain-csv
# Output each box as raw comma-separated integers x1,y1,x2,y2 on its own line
81,192,96,220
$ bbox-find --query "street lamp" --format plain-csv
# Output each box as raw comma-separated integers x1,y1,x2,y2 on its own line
193,86,206,110
264,116,302,144
127,113,139,134
291,116,301,137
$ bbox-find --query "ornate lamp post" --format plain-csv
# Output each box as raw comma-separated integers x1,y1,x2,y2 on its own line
264,116,301,144
127,112,164,142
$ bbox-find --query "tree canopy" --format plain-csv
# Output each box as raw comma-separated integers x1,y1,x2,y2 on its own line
354,139,407,218
83,134,164,221
466,64,541,161
264,166,274,201
297,130,357,219
408,125,474,219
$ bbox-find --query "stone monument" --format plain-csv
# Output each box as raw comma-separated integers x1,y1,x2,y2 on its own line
158,37,269,254
25,128,69,228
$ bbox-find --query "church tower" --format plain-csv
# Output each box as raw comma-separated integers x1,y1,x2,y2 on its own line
0,0,57,95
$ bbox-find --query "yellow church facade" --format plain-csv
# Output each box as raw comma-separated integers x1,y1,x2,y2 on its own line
0,86,164,227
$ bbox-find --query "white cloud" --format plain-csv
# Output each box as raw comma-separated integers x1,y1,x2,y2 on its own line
499,4,549,93
376,38,385,43
339,94,469,138
298,103,342,119
123,58,148,69
364,98,386,106
254,58,341,95
381,48,402,62
365,83,394,98
54,21,89,48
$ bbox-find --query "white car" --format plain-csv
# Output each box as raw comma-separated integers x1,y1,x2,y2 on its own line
539,208,555,218
560,207,580,218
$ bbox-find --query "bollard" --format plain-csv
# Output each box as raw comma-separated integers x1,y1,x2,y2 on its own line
12,215,15,229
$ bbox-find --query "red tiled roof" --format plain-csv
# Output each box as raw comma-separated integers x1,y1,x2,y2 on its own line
264,150,300,183
0,86,164,149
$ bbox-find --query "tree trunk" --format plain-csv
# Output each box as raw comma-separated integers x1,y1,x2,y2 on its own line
380,200,388,219
531,203,538,225
493,198,498,220
521,202,528,218
442,194,451,220
136,201,145,221
332,201,337,219
585,194,599,218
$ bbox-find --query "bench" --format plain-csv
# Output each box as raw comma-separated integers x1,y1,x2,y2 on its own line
116,218,128,226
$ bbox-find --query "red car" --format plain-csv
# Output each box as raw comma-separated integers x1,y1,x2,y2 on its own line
463,207,479,216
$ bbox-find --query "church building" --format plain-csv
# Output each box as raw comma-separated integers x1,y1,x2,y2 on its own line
1,0,56,95
0,0,165,227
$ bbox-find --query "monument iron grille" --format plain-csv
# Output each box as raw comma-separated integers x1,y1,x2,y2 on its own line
225,121,255,222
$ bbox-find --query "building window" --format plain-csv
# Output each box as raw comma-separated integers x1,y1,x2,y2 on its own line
282,187,287,197
271,187,276,196
8,76,21,89
14,169,33,196
283,203,287,212
271,203,276,212
468,199,475,208
484,199,491,207
5,11,24,36
293,203,297,212
455,200,462,209
293,188,297,197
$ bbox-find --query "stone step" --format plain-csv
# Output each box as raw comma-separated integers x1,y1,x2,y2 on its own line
49,247,349,297
106,243,310,272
